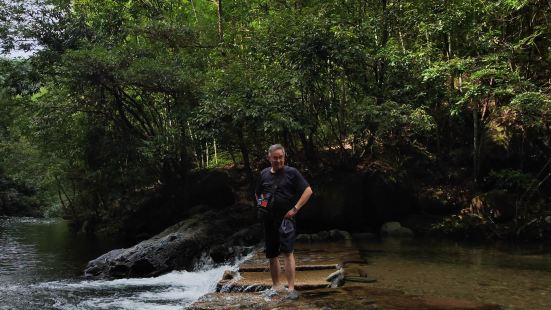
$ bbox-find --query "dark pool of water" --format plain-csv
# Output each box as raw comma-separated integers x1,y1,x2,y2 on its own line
0,217,129,284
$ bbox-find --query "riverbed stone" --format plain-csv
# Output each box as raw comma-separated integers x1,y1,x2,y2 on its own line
296,234,311,242
380,221,414,238
223,270,238,280
329,229,352,240
84,203,261,279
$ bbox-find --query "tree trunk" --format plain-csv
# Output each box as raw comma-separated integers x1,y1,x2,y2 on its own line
473,102,481,183
213,138,218,165
236,128,252,181
299,131,317,166
377,0,389,103
216,0,223,42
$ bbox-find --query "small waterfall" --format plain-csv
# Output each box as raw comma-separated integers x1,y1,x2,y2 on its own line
32,252,254,310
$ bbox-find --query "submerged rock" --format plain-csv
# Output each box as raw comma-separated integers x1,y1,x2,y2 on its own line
84,204,261,279
380,222,414,238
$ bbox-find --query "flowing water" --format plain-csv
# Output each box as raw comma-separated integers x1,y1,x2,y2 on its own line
0,217,242,310
1,216,550,309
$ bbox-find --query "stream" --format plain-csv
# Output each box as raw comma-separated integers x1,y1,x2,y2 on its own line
1,216,550,309
0,217,240,310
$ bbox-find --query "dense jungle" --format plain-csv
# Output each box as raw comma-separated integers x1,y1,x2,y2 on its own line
0,0,550,241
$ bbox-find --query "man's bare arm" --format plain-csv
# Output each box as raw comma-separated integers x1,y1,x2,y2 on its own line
285,186,313,218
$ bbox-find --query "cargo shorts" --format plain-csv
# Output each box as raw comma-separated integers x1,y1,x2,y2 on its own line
263,215,297,259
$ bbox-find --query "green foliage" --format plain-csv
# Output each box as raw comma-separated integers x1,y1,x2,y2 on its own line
487,169,538,193
508,92,551,128
351,99,436,153
0,0,548,235
431,213,493,240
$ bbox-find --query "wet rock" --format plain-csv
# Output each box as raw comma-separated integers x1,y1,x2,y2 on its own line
326,268,343,282
222,270,238,280
317,230,330,240
209,245,238,264
297,229,352,242
329,229,352,240
344,276,377,283
296,234,311,242
84,204,261,279
380,222,414,238
351,232,376,240
342,262,376,283
343,264,370,278
326,269,345,288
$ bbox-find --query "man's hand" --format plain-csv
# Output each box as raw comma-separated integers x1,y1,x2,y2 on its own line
285,206,298,219
285,186,313,218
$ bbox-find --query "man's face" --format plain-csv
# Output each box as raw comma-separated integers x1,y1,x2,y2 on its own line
269,149,285,171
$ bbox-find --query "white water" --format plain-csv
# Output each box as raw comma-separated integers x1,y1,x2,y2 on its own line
30,255,250,310
0,217,256,309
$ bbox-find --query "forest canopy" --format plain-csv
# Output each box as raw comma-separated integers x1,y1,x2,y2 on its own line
0,0,549,237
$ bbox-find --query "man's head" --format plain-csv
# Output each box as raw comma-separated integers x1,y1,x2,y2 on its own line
268,144,285,172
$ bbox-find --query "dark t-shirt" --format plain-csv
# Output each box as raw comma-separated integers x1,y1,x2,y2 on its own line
255,166,309,218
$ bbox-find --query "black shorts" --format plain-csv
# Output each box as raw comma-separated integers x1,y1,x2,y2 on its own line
263,214,297,259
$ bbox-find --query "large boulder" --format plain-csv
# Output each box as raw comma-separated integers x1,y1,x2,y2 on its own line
84,203,261,279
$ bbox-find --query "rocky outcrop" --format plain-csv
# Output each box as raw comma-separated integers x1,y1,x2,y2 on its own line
84,203,262,279
380,222,414,238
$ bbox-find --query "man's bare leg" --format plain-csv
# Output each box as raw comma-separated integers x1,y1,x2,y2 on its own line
283,252,296,291
269,257,282,289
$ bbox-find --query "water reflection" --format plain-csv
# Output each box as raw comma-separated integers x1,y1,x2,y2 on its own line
358,238,551,272
358,238,551,310
0,217,130,284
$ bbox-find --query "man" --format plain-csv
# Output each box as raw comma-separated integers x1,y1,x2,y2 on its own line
255,144,313,300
